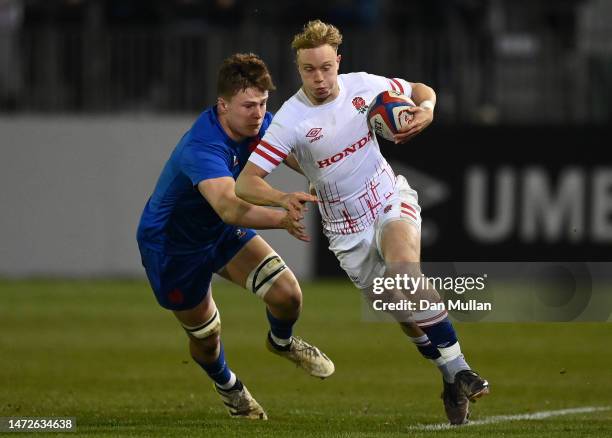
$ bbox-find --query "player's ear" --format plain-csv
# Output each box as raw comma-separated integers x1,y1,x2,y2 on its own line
217,97,228,113
336,54,342,68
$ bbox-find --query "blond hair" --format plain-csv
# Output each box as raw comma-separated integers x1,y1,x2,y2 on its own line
291,20,343,53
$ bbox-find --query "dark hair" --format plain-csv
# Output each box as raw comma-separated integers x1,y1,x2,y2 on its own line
217,53,276,98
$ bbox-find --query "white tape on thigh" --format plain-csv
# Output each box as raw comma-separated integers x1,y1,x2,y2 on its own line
182,309,221,339
246,252,288,298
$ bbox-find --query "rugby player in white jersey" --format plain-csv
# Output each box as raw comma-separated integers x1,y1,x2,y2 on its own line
236,20,489,425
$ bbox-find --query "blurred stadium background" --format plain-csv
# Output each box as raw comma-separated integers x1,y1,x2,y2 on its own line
1,1,611,435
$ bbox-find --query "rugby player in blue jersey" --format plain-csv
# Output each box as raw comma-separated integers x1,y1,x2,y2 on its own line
136,53,333,420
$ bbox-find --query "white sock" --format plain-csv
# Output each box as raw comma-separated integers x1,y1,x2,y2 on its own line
439,343,470,382
270,332,292,347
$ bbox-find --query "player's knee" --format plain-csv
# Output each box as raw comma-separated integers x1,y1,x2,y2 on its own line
386,261,421,280
182,309,222,355
265,273,302,313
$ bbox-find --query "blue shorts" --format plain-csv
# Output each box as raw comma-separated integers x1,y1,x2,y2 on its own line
138,226,256,311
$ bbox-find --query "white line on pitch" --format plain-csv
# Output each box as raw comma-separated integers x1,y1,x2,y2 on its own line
407,406,611,431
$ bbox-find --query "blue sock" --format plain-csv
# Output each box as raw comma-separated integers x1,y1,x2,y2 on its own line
266,308,296,346
410,334,454,382
193,342,233,387
420,317,458,349
410,334,443,361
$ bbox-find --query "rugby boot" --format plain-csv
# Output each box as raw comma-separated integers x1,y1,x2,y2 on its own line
266,333,335,378
214,383,267,420
441,378,470,425
454,369,490,402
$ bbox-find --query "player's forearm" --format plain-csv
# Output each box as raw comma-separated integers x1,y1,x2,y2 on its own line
410,83,437,109
222,199,284,229
235,173,287,207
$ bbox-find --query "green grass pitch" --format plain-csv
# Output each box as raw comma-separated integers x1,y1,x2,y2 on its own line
1,279,611,437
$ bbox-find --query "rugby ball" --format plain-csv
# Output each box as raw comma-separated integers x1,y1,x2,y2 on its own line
367,90,415,141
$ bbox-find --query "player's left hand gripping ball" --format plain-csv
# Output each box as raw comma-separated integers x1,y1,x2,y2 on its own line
393,104,434,144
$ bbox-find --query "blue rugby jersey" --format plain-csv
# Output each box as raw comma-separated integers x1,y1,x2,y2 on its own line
137,106,272,254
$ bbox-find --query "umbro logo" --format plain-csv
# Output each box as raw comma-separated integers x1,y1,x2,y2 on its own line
306,128,322,137
306,128,324,143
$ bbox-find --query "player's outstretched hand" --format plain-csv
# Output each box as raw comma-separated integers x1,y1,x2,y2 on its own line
393,106,434,144
281,212,310,242
279,192,318,221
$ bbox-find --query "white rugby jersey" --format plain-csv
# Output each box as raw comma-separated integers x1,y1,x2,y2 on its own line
249,72,412,235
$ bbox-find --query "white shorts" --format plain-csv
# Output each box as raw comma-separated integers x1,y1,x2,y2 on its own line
326,175,422,290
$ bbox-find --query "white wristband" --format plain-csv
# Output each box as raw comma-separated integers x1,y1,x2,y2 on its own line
419,100,435,111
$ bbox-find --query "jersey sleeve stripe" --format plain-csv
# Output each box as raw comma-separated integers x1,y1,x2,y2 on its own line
401,202,416,213
401,209,417,220
391,78,404,94
389,79,398,92
254,147,281,166
259,140,288,159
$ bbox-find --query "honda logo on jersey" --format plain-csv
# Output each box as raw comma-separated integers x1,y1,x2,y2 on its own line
317,132,373,168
